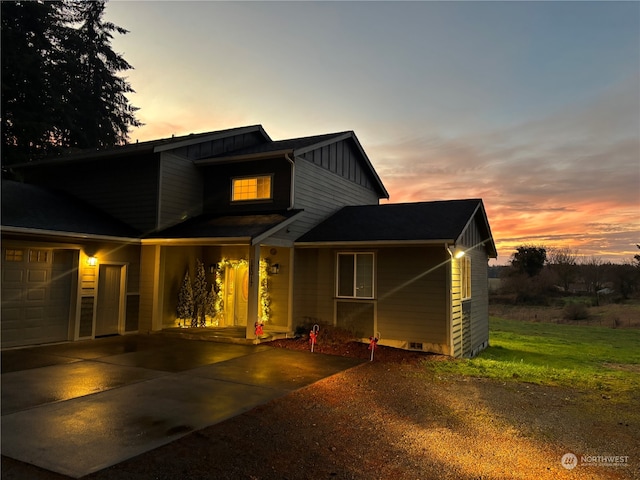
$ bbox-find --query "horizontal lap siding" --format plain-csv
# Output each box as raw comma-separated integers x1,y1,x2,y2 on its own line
292,249,335,327
451,258,463,357
469,244,489,354
277,159,380,242
261,246,290,328
377,247,448,344
456,216,490,357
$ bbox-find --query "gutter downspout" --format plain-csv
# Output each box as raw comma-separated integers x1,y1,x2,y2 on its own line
285,154,295,210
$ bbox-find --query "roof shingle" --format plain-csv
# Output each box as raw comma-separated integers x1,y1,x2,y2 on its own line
296,199,489,245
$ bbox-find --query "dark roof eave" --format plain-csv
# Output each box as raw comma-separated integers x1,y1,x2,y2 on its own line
195,149,294,166
1,226,141,243
141,237,252,246
9,125,270,167
295,239,455,247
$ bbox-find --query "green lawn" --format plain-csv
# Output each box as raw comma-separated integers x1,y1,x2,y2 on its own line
425,317,640,399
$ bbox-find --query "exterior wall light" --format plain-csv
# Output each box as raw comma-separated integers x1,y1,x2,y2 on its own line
270,263,280,275
87,256,98,266
447,245,465,259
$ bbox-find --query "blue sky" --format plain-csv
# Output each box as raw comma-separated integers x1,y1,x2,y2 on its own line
105,1,640,264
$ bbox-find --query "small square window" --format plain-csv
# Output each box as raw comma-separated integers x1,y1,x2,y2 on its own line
4,249,24,262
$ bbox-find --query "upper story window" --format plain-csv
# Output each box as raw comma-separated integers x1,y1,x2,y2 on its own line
231,175,272,202
337,252,375,299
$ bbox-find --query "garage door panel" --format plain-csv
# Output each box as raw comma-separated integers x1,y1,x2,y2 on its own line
1,307,21,321
27,269,47,283
25,306,45,320
2,248,75,348
26,288,46,301
3,269,24,283
2,287,23,303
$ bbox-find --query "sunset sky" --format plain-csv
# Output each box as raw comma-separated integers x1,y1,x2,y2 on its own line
105,1,640,265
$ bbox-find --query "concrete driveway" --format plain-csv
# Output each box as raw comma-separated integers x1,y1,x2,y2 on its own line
1,334,363,478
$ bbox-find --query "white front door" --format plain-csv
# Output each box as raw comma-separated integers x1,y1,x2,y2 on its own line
96,265,123,336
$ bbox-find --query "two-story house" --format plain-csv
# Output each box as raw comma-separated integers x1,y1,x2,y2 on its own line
1,125,497,357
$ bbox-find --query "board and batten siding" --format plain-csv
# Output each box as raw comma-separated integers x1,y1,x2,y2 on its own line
158,152,204,230
274,157,380,242
298,139,378,193
172,131,267,161
376,246,450,354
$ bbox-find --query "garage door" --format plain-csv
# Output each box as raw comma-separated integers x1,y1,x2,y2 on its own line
1,248,75,348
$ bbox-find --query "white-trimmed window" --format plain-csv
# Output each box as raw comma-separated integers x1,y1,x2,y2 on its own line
337,252,375,299
461,256,471,300
231,175,272,202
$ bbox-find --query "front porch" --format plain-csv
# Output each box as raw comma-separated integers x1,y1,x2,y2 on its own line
141,242,293,340
160,325,293,345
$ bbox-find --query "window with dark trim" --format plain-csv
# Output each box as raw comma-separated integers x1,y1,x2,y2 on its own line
231,175,272,202
336,252,375,299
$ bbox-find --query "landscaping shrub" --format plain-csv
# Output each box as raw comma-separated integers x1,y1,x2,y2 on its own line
563,302,589,320
294,319,357,344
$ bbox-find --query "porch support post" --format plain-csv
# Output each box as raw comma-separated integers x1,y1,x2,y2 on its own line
246,243,260,339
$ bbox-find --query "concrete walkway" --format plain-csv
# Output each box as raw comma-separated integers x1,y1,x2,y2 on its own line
1,335,363,478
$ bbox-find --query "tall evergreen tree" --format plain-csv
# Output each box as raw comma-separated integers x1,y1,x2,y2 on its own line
1,0,141,166
1,1,63,163
61,0,141,149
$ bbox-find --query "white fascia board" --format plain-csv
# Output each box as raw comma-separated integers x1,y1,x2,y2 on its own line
251,211,304,246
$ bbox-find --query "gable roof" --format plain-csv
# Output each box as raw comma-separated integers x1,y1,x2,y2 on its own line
1,180,140,240
9,125,271,167
195,130,389,199
296,199,497,257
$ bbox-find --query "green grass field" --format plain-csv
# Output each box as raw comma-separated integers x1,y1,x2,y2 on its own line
425,317,640,399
